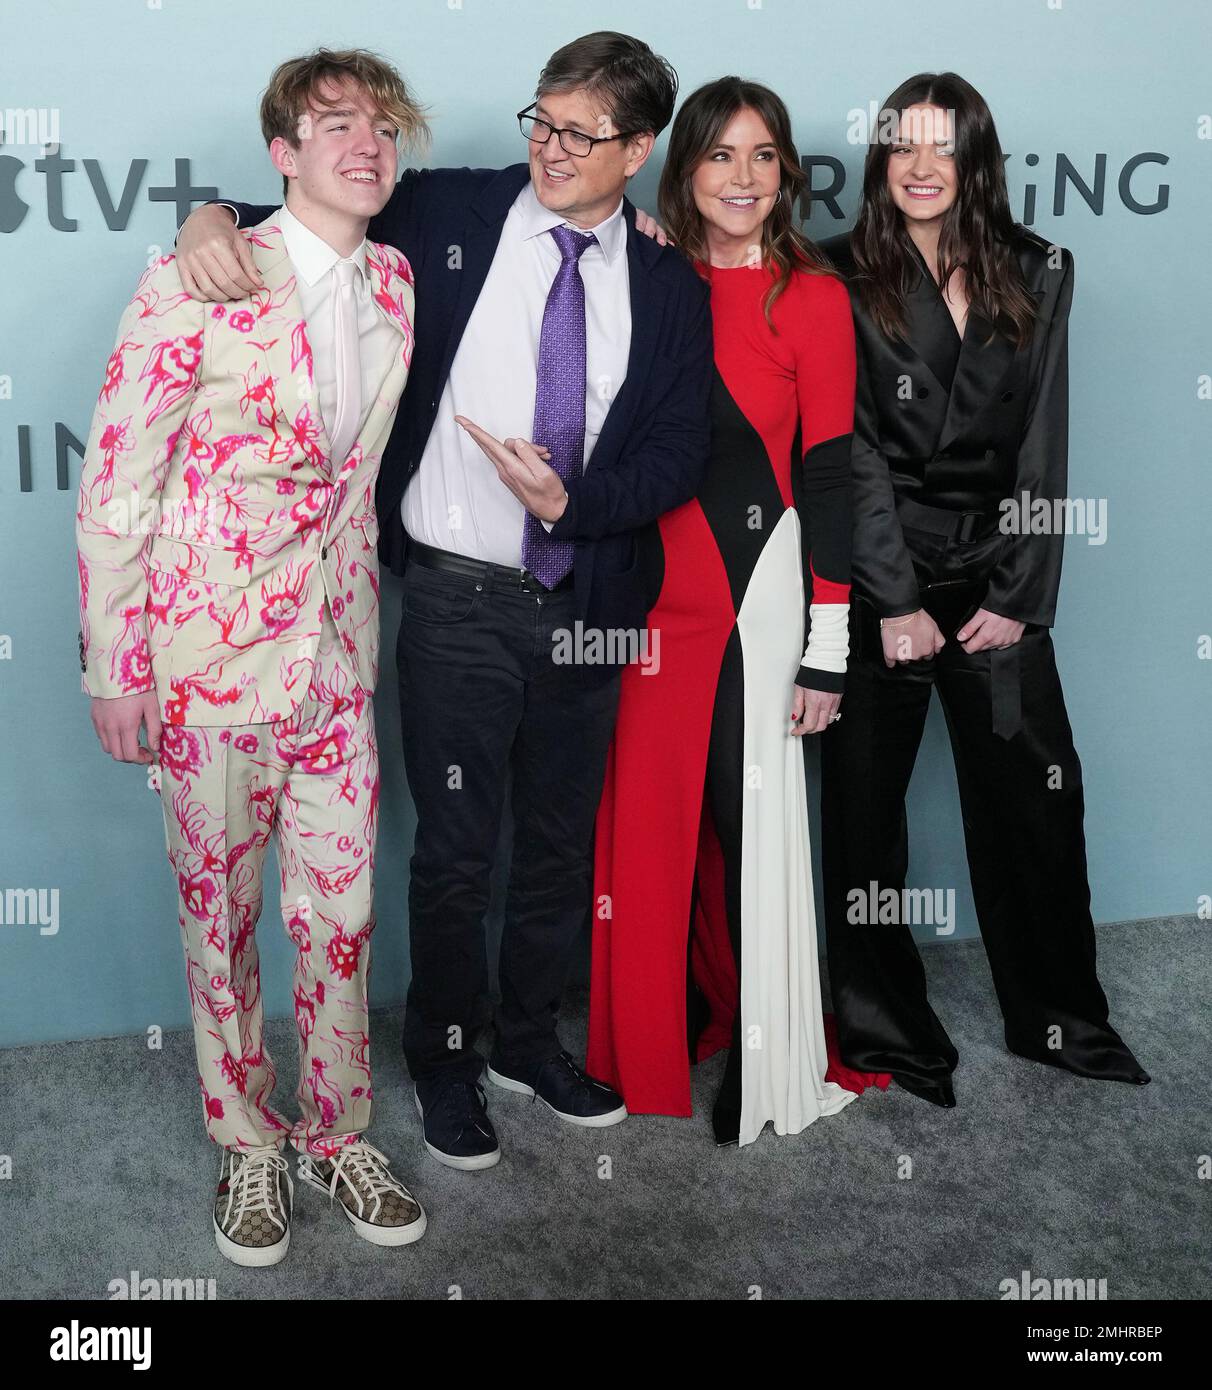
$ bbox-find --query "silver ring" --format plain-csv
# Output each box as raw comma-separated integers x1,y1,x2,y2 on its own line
829,713,842,724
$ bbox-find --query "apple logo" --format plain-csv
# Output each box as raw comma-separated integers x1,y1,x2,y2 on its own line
0,155,29,233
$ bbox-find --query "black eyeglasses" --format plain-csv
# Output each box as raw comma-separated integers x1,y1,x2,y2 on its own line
517,103,639,158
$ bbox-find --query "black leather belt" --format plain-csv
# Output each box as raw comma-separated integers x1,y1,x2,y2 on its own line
406,538,574,594
896,495,1001,544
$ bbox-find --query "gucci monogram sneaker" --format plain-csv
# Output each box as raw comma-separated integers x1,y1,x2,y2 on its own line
297,1140,427,1246
213,1145,293,1267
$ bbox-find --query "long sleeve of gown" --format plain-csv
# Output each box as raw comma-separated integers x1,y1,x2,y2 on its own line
794,273,856,693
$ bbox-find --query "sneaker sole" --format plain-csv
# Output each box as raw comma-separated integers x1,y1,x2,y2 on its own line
342,1203,428,1246
413,1091,501,1171
486,1065,629,1128
213,1216,290,1268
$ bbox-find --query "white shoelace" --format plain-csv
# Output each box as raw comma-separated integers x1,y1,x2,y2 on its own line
221,1145,291,1235
312,1140,406,1223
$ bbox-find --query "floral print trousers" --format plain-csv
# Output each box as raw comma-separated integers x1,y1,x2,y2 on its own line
158,607,379,1157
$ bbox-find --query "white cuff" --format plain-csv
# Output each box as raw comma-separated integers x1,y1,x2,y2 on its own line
801,602,849,673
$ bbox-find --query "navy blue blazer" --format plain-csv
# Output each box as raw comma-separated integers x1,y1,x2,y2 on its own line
225,164,712,637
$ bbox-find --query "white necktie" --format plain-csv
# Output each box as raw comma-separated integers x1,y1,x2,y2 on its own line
329,258,362,465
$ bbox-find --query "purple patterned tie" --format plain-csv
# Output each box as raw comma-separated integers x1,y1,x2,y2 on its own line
521,224,596,588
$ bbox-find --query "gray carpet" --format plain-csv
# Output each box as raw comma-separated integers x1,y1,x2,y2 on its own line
0,915,1205,1300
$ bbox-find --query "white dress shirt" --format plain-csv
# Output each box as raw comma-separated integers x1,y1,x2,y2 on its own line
277,203,399,457
402,181,632,565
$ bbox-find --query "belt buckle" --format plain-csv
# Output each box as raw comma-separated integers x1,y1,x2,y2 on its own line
518,567,542,594
957,511,984,543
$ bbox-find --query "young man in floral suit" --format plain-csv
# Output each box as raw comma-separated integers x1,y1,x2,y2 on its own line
76,49,428,1266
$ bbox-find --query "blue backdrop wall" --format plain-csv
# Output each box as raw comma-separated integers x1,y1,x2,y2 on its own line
1,0,1208,1047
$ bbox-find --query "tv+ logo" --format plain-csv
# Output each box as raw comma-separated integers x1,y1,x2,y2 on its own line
0,146,218,234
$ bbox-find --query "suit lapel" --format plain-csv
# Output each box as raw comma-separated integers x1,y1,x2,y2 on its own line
243,219,419,482
345,242,416,476
244,217,334,477
429,172,658,477
902,239,1018,452
903,258,962,397
334,350,410,488
434,165,531,394
937,307,1017,451
589,199,666,469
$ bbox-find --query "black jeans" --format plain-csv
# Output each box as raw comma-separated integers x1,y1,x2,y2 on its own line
396,559,621,1083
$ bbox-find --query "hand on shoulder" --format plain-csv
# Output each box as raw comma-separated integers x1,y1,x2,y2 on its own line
176,203,263,303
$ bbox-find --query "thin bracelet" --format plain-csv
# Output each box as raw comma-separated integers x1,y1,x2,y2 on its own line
879,614,915,629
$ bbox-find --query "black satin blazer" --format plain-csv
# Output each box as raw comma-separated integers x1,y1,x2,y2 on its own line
820,227,1074,627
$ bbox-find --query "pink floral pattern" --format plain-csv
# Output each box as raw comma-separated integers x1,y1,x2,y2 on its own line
161,616,380,1154
76,215,414,1155
76,219,415,725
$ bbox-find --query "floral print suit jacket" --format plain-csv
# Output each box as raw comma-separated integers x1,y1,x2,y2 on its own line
76,214,415,726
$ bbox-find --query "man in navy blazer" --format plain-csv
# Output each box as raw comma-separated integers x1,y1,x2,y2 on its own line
368,157,710,639
176,34,711,1171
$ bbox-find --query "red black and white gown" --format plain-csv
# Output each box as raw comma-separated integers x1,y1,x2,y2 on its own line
588,259,888,1146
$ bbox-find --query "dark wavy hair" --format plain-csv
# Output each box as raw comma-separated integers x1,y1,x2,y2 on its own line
658,76,833,328
852,72,1038,348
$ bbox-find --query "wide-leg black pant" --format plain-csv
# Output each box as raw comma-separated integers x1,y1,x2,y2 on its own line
820,595,1147,1089
396,560,620,1084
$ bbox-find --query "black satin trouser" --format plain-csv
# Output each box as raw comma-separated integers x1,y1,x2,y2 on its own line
820,592,1148,1090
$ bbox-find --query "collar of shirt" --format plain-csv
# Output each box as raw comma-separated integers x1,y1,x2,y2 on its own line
515,181,628,264
277,203,369,288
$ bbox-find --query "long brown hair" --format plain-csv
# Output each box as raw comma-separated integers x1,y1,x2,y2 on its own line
852,72,1038,348
658,77,832,327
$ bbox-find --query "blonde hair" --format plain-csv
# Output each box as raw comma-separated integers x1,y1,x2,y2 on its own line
260,48,429,195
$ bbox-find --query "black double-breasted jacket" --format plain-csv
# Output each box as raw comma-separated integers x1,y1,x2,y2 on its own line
821,226,1075,628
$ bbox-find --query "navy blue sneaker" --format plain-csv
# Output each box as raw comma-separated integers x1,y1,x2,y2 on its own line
413,1078,500,1171
487,1050,628,1127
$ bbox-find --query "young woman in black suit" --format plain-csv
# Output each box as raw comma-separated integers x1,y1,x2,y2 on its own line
819,72,1148,1107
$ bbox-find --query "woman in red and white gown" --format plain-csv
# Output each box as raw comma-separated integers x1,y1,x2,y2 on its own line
588,78,888,1147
